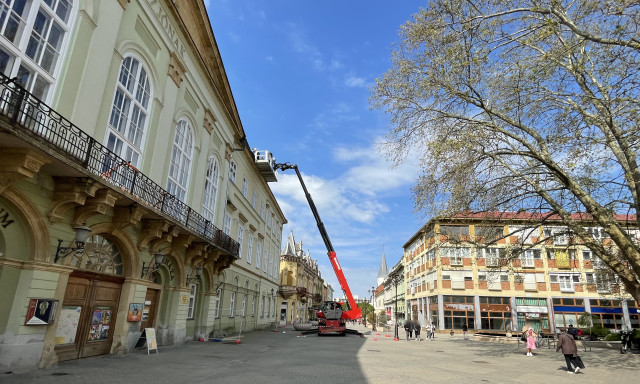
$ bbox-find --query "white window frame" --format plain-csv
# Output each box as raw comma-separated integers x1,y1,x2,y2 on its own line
166,119,193,202
241,294,246,317
187,283,197,319
228,158,237,182
251,296,256,317
442,247,469,266
237,225,244,259
223,212,231,235
104,55,151,169
202,156,220,221
229,291,236,318
256,241,262,269
521,249,541,268
0,0,76,101
214,288,221,318
242,177,248,197
260,202,265,219
247,233,253,263
252,191,258,209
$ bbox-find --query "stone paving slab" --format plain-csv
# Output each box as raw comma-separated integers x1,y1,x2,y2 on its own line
1,324,637,384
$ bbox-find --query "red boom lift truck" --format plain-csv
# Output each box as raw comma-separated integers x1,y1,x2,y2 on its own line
274,163,363,337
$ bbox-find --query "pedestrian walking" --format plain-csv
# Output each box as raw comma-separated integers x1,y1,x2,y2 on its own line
556,328,580,374
524,327,537,356
429,323,436,340
462,323,468,340
404,321,414,341
414,322,421,341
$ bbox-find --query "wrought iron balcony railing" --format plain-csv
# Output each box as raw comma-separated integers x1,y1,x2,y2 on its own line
0,74,239,258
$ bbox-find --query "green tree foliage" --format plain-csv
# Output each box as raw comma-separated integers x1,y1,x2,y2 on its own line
372,0,640,301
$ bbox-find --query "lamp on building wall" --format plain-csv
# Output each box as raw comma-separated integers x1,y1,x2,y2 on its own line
140,252,165,278
54,222,92,263
186,266,203,285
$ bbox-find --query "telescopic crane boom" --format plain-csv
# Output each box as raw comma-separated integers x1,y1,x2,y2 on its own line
274,163,362,327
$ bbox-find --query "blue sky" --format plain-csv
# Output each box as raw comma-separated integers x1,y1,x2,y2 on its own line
206,1,426,299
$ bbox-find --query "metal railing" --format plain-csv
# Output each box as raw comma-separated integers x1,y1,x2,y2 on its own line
0,74,239,258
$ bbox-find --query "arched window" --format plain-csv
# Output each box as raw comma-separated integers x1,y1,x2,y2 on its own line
105,56,151,168
0,0,75,101
202,156,219,221
166,119,193,202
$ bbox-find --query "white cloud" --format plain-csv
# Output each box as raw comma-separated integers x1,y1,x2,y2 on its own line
345,76,366,88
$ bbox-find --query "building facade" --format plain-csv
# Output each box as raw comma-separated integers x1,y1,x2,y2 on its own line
278,231,324,324
403,213,639,334
0,0,283,372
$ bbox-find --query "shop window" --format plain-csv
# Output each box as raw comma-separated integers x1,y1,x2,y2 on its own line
480,311,512,331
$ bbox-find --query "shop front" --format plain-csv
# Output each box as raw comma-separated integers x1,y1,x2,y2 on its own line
516,297,550,333
478,296,512,332
552,297,585,331
442,295,475,330
589,299,625,330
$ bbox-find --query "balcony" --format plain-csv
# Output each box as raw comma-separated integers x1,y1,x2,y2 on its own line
0,75,239,258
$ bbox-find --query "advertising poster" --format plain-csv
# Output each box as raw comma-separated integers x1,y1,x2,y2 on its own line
88,307,112,341
55,306,82,345
128,303,143,321
25,298,58,325
144,328,158,354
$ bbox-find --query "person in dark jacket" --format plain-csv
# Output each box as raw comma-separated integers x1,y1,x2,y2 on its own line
567,324,578,339
556,328,580,374
403,321,414,341
462,323,468,340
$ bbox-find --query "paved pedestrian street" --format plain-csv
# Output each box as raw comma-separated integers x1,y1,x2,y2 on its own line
2,324,637,384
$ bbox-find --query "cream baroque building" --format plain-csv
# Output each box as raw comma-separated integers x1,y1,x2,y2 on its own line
0,0,284,372
278,231,324,324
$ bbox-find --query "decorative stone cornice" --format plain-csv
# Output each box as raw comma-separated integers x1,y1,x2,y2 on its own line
0,149,49,194
73,189,119,225
48,178,100,222
111,203,145,230
168,51,186,87
204,109,216,135
138,219,170,250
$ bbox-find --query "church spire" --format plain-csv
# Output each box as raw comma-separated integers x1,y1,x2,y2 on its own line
377,245,389,286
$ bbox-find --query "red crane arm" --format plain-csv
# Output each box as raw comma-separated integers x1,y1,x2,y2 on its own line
275,163,361,320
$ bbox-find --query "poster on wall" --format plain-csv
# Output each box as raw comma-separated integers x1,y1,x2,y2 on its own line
25,298,59,325
142,300,151,321
127,303,143,321
88,306,112,341
55,306,82,345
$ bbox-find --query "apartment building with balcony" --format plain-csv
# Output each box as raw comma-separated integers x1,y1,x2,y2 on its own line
0,0,284,372
403,212,639,334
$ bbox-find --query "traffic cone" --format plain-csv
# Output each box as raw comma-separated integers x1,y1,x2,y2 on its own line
373,337,377,341
234,340,241,344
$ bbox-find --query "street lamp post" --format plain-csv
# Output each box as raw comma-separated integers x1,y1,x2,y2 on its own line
393,275,400,340
370,286,376,331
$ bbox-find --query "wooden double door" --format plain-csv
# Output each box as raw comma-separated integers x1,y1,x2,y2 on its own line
55,272,123,361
